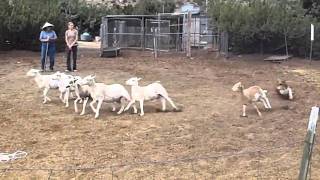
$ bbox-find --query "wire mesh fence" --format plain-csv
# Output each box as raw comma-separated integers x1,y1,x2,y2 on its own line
100,14,227,58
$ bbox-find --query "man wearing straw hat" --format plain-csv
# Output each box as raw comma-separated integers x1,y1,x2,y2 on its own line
39,22,57,71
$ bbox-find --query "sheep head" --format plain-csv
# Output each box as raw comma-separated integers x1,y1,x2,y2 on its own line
67,76,82,88
126,77,142,86
232,82,243,92
79,75,96,86
277,78,287,85
26,69,41,77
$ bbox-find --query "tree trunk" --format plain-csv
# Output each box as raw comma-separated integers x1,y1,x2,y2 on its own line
284,32,288,56
260,39,264,55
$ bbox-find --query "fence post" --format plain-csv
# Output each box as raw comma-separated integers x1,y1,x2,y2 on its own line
152,27,157,59
298,106,319,180
141,17,145,51
187,11,192,58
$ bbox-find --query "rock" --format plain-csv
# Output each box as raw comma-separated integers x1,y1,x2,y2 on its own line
246,133,254,140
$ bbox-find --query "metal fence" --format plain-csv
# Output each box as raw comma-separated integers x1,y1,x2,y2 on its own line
100,14,228,57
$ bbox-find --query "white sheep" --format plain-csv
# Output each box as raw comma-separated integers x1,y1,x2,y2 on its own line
52,72,81,107
68,76,92,114
26,69,61,104
276,79,294,100
78,75,137,118
123,77,179,116
232,82,271,117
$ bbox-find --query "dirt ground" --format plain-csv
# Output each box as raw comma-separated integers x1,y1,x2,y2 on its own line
1,45,320,179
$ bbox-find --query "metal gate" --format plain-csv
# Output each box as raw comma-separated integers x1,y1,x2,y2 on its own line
103,18,143,49
145,19,170,52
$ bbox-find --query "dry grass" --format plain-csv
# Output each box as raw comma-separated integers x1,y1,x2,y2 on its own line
1,49,320,179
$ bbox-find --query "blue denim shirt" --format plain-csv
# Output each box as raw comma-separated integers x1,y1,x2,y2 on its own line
39,30,57,44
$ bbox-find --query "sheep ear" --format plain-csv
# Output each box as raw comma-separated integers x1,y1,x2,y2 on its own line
137,78,142,81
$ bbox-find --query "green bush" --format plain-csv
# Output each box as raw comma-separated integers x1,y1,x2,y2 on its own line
208,0,316,56
0,0,111,51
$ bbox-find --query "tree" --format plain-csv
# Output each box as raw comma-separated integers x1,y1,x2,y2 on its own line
302,0,319,15
208,0,314,55
133,0,175,15
0,0,114,50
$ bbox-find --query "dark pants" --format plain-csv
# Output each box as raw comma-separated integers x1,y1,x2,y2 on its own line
41,43,55,70
66,46,78,71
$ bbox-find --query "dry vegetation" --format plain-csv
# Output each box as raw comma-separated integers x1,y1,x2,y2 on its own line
1,46,320,179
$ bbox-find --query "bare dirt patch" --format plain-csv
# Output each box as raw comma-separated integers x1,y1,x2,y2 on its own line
1,48,320,179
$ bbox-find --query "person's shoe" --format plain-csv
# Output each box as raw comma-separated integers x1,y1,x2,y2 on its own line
73,69,78,72
50,68,54,72
65,69,70,72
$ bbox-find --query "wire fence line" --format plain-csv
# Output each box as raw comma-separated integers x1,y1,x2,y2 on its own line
0,140,302,174
100,14,228,58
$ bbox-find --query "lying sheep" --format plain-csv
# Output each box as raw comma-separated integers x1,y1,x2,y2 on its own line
232,82,271,117
78,75,137,118
276,79,294,100
26,69,60,104
124,77,179,116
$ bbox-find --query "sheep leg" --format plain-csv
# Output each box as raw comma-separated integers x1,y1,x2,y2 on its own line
80,98,89,116
261,97,271,109
139,100,144,116
90,100,97,113
117,98,126,115
124,100,135,112
288,88,293,100
260,98,269,109
111,104,117,112
241,104,248,117
59,92,64,103
64,90,70,107
162,95,178,110
43,88,50,103
95,100,103,119
160,97,166,111
74,98,81,113
252,103,262,117
132,104,138,114
265,97,272,109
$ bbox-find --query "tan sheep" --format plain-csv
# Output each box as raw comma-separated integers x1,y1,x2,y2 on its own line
232,82,272,117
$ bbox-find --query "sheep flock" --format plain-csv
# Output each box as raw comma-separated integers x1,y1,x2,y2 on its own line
26,68,294,119
26,69,181,119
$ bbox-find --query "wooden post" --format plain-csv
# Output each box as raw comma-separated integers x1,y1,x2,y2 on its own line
187,11,192,58
299,106,319,180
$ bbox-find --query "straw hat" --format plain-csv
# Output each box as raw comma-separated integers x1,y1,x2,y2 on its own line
42,22,54,30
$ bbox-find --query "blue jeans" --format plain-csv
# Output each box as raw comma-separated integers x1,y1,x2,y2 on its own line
41,43,56,70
